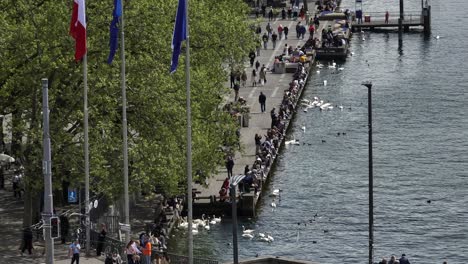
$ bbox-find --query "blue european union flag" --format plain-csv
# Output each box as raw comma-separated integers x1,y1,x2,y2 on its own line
170,0,187,73
107,0,122,64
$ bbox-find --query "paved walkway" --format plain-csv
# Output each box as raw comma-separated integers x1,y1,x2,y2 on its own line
194,5,315,199
0,186,104,263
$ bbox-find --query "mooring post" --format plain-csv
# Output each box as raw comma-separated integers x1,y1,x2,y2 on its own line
398,0,404,47
423,5,431,34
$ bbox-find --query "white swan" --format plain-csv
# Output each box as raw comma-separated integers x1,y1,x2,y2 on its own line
285,139,300,145
338,67,344,71
271,201,277,208
267,234,274,242
258,233,265,238
320,103,331,110
242,225,255,234
339,105,343,110
242,233,254,239
204,220,210,231
179,220,188,229
212,215,221,223
259,237,271,243
301,125,306,132
323,80,327,86
272,189,280,196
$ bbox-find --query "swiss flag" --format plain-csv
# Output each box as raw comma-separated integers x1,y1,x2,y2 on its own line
70,0,87,61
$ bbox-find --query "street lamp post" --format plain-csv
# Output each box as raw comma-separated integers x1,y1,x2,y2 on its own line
362,81,374,264
230,175,245,264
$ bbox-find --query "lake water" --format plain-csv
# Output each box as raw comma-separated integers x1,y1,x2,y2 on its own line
168,0,468,263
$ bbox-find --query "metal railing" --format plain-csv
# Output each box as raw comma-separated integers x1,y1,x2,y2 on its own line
354,12,423,24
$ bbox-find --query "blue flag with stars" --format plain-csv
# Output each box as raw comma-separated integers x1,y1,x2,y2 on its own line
107,0,122,64
170,0,187,73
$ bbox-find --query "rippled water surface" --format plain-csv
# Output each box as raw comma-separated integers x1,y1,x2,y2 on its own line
168,0,468,262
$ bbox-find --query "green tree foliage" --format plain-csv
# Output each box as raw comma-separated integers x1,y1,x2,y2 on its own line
0,0,255,207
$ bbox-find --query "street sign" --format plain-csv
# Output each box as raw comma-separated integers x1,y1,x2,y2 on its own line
119,222,131,232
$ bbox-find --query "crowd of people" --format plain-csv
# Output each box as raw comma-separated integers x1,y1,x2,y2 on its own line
220,60,309,199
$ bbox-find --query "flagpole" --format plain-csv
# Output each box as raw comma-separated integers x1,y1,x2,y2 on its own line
83,53,91,256
119,0,130,243
184,0,193,263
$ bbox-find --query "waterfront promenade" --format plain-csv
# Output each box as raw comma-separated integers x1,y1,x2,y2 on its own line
192,6,315,210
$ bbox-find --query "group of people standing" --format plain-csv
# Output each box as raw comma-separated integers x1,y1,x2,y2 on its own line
379,254,411,264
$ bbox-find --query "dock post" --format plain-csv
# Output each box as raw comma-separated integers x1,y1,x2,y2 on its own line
398,0,404,47
423,5,431,34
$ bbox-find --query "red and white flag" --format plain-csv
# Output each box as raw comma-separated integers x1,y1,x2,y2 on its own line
69,0,87,61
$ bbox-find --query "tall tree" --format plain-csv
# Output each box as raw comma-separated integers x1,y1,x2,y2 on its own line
0,0,255,226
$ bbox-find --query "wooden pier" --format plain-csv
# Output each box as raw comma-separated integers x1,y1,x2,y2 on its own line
352,6,431,33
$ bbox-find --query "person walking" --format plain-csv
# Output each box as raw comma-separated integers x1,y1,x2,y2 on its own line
296,22,301,38
262,33,269,49
259,65,267,85
259,92,267,113
230,71,235,89
385,11,389,24
69,239,81,264
271,31,278,49
281,8,286,19
277,24,283,40
226,156,234,178
268,8,274,21
20,227,33,256
241,70,247,87
233,81,240,101
255,60,260,71
251,69,257,87
266,22,273,38
12,172,21,198
248,50,256,67
96,224,107,256
399,254,411,264
308,24,315,37
283,26,289,40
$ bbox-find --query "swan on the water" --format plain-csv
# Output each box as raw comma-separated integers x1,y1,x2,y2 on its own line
242,233,254,239
267,234,274,242
272,189,281,196
271,201,277,208
212,215,221,223
301,125,306,132
285,139,300,145
242,225,255,234
323,80,327,86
